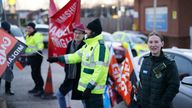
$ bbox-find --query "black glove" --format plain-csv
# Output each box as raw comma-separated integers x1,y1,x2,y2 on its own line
47,57,59,63
82,88,91,99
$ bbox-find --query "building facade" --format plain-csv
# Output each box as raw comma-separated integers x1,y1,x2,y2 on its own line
134,0,192,48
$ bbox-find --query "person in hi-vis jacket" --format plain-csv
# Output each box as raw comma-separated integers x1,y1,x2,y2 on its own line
48,18,110,108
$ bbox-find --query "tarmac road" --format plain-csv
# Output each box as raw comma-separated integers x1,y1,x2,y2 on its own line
0,49,83,108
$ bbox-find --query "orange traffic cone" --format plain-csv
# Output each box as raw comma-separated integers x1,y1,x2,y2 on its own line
41,64,56,99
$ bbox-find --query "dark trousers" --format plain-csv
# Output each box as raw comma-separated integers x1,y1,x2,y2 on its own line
28,53,44,90
59,79,74,96
59,77,83,100
85,94,104,108
0,79,11,92
0,64,13,92
5,81,11,92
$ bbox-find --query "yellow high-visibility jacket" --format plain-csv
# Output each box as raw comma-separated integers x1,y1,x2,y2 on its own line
63,34,110,94
25,32,44,54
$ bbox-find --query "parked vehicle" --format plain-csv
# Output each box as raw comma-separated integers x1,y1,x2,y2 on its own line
102,31,113,41
173,76,192,108
35,24,49,48
0,24,25,43
134,48,192,79
102,31,114,46
113,31,149,57
102,31,126,63
123,30,148,43
134,48,192,108
10,25,26,43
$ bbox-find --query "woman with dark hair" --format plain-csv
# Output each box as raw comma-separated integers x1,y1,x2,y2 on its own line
138,32,180,108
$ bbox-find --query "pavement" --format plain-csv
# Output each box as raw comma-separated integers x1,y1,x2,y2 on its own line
0,49,83,108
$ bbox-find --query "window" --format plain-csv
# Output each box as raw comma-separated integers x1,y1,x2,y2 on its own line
36,28,48,33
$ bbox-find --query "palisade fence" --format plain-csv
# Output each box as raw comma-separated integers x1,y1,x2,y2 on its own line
81,16,133,33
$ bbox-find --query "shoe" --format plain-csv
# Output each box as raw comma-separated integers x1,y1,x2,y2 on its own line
5,90,15,95
33,90,44,97
28,88,38,94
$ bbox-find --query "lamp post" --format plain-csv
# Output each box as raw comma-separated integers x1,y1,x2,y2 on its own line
0,0,7,21
153,0,157,32
101,4,105,17
117,0,121,31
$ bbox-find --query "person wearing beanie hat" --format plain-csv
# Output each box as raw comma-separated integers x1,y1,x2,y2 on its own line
0,21,15,95
48,19,110,108
25,22,45,97
86,18,102,38
27,22,36,30
26,22,36,36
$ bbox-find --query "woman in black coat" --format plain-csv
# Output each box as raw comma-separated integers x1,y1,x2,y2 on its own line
138,32,180,108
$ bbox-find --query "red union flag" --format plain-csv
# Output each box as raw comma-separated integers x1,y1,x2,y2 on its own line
48,0,80,57
108,47,132,105
121,50,134,105
48,0,57,57
0,29,27,77
121,46,138,106
49,0,58,17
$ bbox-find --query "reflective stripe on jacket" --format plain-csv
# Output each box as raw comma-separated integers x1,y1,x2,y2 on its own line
64,34,110,94
25,32,44,54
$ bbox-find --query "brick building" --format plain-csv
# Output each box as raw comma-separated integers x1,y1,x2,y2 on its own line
134,0,192,48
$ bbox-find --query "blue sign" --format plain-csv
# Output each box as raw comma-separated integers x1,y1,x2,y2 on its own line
145,7,168,32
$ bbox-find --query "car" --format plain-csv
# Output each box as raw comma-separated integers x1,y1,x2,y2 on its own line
102,31,115,47
112,31,149,57
102,31,113,41
134,48,192,108
123,30,148,43
10,25,26,43
173,76,192,108
134,48,192,80
102,31,126,63
0,24,25,43
35,24,49,48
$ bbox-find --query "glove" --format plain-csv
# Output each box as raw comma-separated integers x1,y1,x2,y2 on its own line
82,88,91,99
47,57,59,63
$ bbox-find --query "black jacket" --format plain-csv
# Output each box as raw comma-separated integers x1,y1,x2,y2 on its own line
138,52,180,108
59,40,85,100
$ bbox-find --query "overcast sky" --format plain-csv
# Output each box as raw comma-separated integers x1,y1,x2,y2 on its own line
3,0,68,10
17,0,70,10
3,0,133,10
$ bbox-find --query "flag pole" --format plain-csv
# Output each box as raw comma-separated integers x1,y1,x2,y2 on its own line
36,51,46,58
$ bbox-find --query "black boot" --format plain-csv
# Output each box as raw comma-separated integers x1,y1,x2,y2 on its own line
28,87,39,94
5,90,15,95
33,90,44,97
5,81,14,95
